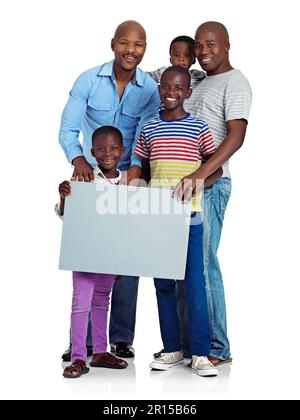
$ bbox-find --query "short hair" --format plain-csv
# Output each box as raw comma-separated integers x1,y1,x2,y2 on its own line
161,65,191,87
92,125,123,147
169,35,195,55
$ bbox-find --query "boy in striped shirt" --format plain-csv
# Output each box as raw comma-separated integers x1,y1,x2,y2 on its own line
135,66,221,376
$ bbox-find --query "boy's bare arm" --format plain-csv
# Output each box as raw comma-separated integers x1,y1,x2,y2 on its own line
141,159,151,184
59,181,71,215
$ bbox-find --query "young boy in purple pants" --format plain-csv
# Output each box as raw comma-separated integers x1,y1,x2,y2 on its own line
56,126,128,378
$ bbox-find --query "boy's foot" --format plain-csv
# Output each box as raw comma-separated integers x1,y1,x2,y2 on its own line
63,359,89,378
61,345,93,362
150,351,184,370
154,348,191,358
110,342,135,358
90,352,128,369
208,356,232,366
191,356,218,377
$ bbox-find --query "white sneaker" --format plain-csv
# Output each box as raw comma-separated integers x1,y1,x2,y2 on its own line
150,351,184,370
192,356,218,377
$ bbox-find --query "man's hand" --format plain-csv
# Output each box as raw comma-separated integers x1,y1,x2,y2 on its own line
120,165,142,186
173,172,204,203
71,156,94,182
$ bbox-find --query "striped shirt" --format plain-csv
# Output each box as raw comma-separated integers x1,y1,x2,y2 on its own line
135,113,215,211
184,69,252,178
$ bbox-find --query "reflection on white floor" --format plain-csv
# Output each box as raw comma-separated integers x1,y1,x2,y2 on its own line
2,268,300,400
60,356,231,400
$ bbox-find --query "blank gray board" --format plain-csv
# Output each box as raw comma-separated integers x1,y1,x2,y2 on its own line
59,182,192,279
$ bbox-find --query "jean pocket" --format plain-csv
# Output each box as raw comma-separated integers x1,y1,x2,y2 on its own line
219,188,230,214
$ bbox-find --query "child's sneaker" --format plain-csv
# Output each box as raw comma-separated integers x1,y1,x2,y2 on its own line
150,351,184,370
191,356,218,377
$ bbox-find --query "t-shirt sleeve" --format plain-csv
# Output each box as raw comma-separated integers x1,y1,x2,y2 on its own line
198,122,216,157
146,66,166,84
224,74,252,122
135,129,150,160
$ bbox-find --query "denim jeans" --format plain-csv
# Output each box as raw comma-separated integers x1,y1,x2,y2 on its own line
109,275,139,345
176,177,232,360
155,220,211,356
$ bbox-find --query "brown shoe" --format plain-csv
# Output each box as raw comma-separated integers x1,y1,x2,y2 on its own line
63,359,89,378
90,352,128,369
208,356,233,366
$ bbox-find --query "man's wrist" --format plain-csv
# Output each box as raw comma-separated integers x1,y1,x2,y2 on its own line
128,165,142,178
194,167,208,180
72,156,86,166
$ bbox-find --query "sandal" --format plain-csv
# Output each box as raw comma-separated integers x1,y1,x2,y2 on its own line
90,352,128,369
63,359,89,378
208,356,233,366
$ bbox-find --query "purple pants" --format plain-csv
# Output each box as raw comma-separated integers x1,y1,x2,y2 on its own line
71,271,115,361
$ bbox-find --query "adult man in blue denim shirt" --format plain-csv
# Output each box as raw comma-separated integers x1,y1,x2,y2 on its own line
59,20,160,361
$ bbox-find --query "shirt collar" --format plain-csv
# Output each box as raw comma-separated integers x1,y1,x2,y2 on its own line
94,166,122,184
98,60,144,87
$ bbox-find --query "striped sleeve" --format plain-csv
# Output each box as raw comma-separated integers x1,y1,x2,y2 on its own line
198,122,216,157
224,75,252,122
135,129,150,160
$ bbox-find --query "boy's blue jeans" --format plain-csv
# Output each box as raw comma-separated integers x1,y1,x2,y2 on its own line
154,219,211,356
176,177,232,360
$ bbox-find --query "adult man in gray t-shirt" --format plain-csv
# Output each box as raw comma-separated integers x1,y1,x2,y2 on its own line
174,21,252,365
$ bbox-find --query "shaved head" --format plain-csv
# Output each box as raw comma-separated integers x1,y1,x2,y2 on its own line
113,20,146,41
111,20,147,74
195,21,229,43
194,21,232,76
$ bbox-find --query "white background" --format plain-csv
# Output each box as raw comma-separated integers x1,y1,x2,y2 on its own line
1,0,300,400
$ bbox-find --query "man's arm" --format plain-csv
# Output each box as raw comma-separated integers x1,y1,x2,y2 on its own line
195,119,247,179
59,71,94,182
173,119,248,200
204,167,223,188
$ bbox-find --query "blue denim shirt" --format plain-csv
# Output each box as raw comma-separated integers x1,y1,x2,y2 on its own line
59,60,160,170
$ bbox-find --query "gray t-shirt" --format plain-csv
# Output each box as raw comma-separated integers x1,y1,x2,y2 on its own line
184,69,252,178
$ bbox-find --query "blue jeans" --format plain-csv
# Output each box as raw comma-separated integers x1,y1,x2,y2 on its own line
176,178,232,360
155,220,211,356
109,275,139,344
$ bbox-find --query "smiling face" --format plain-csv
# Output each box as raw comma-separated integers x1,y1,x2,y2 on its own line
194,24,231,76
170,41,195,69
91,132,125,175
111,22,146,72
159,69,192,114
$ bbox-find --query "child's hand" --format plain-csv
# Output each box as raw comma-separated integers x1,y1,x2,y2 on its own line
59,181,71,199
